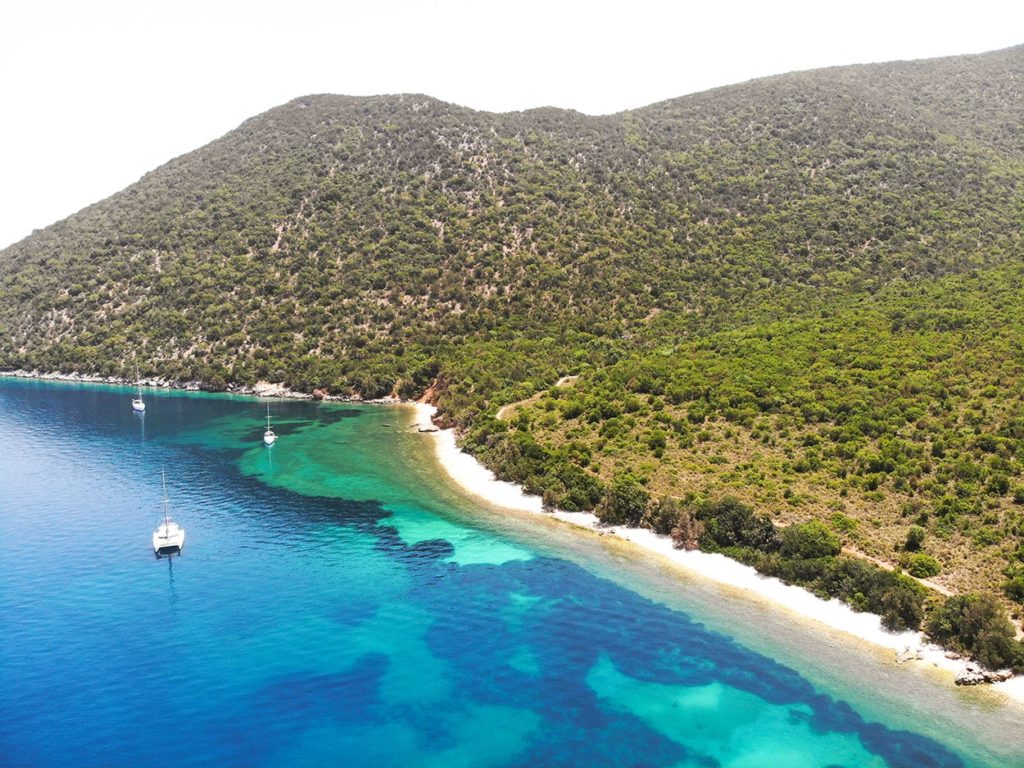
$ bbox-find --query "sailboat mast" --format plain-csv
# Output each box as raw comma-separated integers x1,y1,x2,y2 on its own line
161,469,170,526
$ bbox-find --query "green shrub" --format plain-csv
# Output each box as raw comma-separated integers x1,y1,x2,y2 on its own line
595,474,650,527
552,463,604,511
643,497,686,536
879,581,926,632
973,526,1002,547
926,593,1023,670
818,559,926,630
697,497,780,552
642,497,705,549
780,520,841,559
905,553,941,578
903,525,926,552
830,513,858,534
1003,573,1024,604
975,630,1023,672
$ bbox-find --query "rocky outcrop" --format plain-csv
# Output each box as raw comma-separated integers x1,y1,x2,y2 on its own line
895,646,924,664
954,664,1014,686
251,381,311,399
892,646,1016,688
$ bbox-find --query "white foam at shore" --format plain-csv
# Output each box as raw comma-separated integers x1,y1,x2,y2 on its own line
412,403,1023,704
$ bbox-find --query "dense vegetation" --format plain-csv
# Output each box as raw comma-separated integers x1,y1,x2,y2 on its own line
480,268,1024,595
2,45,1023,665
602,490,1023,670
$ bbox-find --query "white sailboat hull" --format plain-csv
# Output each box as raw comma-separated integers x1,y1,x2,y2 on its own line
263,404,277,445
152,521,185,554
132,362,145,412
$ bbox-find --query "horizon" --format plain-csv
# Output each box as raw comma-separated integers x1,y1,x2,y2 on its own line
1,0,1021,250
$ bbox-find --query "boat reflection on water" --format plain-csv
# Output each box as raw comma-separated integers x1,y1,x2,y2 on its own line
160,550,179,614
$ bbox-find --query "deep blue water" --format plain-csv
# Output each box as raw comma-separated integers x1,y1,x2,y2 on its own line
0,378,1018,767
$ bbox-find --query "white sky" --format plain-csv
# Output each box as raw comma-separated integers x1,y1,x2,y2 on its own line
0,0,1020,250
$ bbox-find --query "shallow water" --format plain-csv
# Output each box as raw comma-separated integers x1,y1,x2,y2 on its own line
0,378,1020,767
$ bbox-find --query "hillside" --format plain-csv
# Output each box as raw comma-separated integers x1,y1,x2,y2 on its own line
2,46,1024,635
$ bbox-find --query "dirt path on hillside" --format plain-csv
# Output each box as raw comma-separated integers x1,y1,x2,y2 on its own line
843,547,955,597
496,375,579,421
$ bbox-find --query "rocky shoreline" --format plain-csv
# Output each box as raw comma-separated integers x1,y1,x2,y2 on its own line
0,368,393,404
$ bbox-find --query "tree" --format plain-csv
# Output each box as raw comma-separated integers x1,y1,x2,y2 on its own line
879,581,925,632
697,497,780,552
926,593,1023,670
671,513,704,551
975,629,1022,672
1004,572,1024,604
780,520,841,559
903,526,926,552
904,553,941,578
643,497,685,536
595,474,649,526
641,497,705,548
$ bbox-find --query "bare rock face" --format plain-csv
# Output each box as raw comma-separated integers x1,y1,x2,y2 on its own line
250,381,311,399
253,381,286,397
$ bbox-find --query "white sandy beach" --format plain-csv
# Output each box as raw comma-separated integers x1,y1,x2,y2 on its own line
412,403,1024,705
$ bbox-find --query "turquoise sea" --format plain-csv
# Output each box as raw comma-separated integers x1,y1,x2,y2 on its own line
1,377,1021,767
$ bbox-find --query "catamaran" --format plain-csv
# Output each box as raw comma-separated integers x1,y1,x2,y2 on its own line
152,470,185,556
131,362,146,413
263,404,277,446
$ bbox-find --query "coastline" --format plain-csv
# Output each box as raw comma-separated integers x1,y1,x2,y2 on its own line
5,369,1021,703
411,403,1024,706
0,369,346,401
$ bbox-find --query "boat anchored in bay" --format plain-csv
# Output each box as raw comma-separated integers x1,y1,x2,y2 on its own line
263,404,277,446
152,470,185,556
131,362,146,413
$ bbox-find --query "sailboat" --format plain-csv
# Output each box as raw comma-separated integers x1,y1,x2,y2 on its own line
131,362,146,413
152,470,185,556
263,404,277,446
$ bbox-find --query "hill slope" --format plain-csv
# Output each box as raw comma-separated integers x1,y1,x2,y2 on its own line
2,45,1024,617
